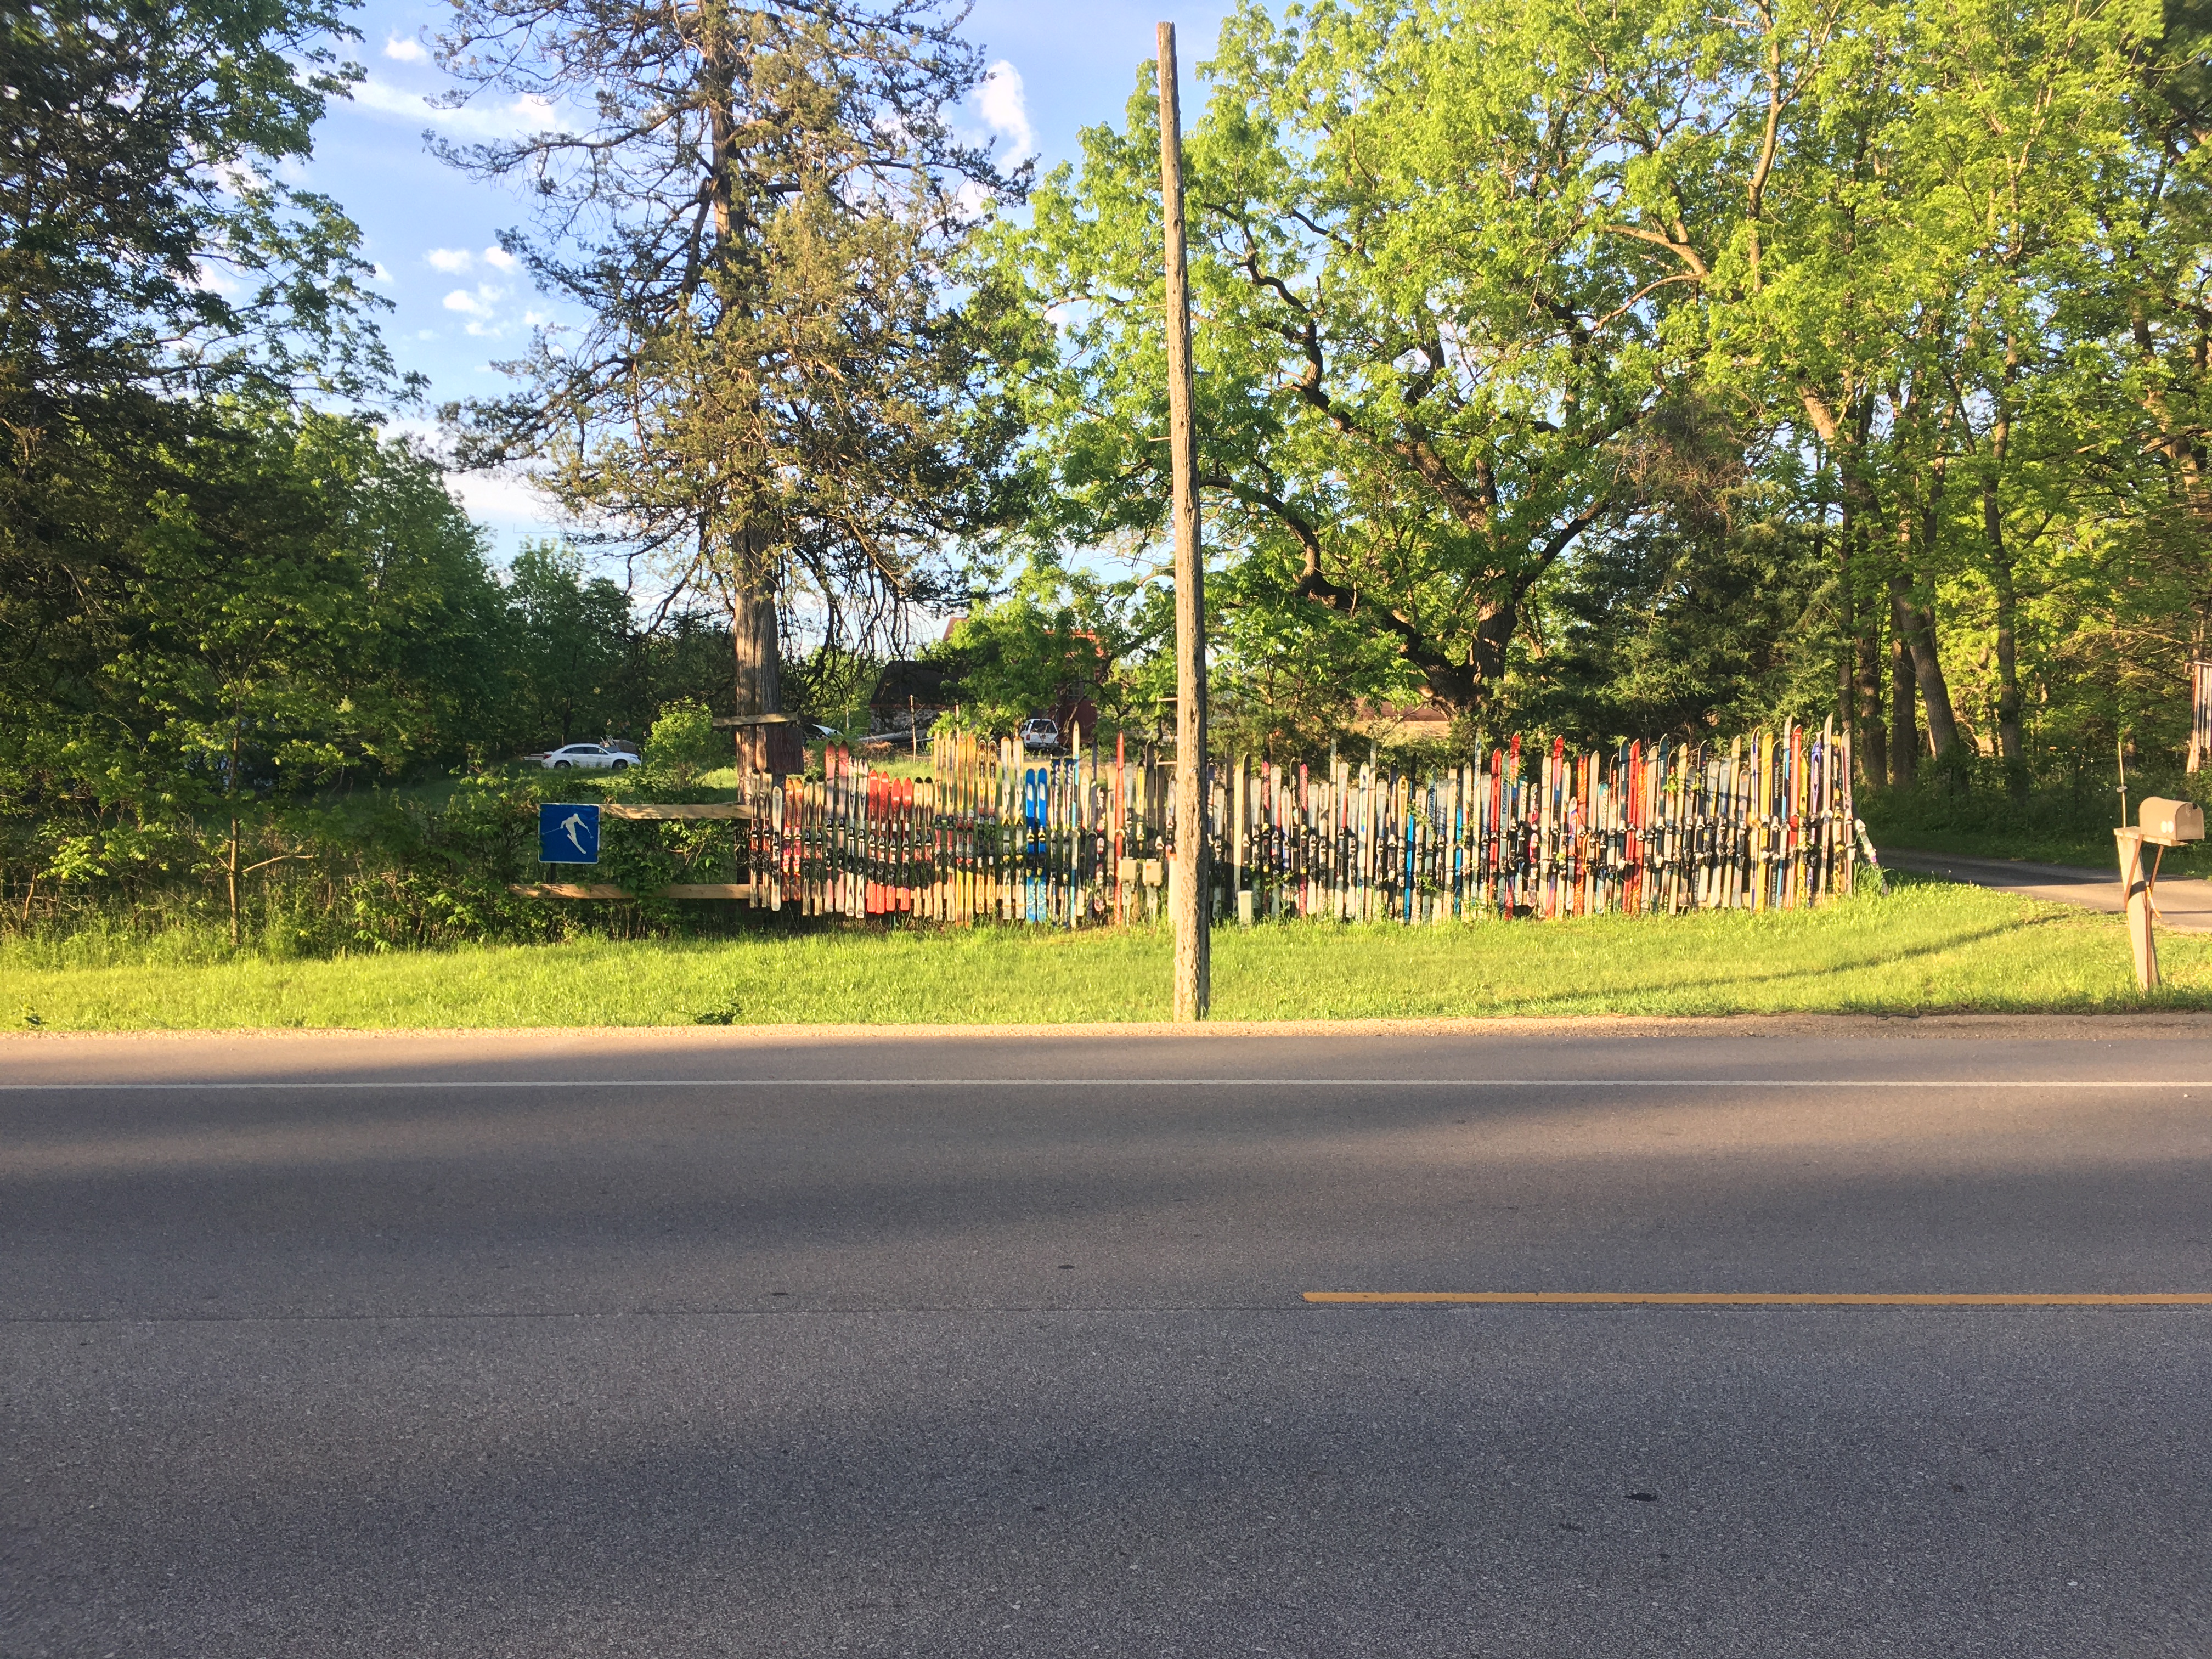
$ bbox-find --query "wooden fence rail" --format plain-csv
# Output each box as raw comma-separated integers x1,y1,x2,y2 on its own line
731,722,1857,924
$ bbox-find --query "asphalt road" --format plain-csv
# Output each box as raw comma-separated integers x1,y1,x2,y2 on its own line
5,1020,2211,1657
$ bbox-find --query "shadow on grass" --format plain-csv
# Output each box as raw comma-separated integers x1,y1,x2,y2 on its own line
1603,912,2083,992
1233,907,2167,1019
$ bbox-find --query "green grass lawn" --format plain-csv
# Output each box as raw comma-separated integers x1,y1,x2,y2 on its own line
7,875,2210,1030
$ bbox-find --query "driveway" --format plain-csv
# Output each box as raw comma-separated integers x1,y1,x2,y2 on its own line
1881,845,2212,932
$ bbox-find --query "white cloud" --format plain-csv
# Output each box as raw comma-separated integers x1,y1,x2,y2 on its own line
976,61,1034,160
481,245,518,273
349,78,556,140
444,470,557,526
426,247,475,273
371,419,560,539
444,282,511,336
383,34,427,63
370,262,394,284
444,284,504,315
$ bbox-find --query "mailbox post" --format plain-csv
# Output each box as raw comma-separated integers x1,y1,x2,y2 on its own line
2117,796,2205,991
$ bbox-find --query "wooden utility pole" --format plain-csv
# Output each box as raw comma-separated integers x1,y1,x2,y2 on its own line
1158,20,1210,1021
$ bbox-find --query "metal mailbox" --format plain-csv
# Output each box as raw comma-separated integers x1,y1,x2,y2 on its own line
2138,797,2204,845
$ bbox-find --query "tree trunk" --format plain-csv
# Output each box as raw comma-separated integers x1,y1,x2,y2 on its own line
1819,398,1888,789
227,813,241,949
731,572,781,716
1983,477,2024,782
1889,597,1918,787
227,718,243,947
1982,340,2025,785
2192,606,2210,775
1837,647,1855,757
1844,505,1886,788
701,45,795,778
1831,513,1852,746
730,557,795,776
1874,382,1960,766
1856,614,1887,787
1889,574,1960,759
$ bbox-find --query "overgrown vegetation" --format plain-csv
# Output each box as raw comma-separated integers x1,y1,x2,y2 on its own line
3,702,752,951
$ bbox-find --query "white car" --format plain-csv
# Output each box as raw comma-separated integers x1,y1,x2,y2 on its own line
538,743,634,771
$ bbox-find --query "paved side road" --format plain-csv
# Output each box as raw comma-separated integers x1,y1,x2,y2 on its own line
1882,845,2212,930
5,1022,2210,1657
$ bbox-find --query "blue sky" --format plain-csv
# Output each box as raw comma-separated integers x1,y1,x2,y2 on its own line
313,0,1237,556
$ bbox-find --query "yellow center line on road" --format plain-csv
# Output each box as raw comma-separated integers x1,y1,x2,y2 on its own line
1304,1291,2212,1306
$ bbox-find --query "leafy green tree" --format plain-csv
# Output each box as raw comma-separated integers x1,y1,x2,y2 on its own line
1638,0,2160,781
0,0,400,690
933,565,1137,736
1501,398,1826,742
642,697,720,787
0,0,444,932
504,542,637,746
295,414,514,765
2022,0,2212,777
998,0,2175,786
997,0,1700,718
0,0,391,419
641,610,743,725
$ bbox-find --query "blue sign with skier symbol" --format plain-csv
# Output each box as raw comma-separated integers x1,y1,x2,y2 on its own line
539,803,600,865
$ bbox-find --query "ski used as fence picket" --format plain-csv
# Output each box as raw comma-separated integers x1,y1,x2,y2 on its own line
725,720,1855,924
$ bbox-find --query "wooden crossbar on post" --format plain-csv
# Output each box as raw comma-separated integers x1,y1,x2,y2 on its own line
601,803,752,821
513,883,756,900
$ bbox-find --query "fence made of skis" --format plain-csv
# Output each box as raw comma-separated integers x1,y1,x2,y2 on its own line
737,722,1857,923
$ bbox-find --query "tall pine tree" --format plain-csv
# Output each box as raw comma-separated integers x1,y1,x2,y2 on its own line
435,0,1032,755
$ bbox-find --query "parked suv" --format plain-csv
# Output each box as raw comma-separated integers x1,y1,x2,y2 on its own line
1019,718,1060,754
